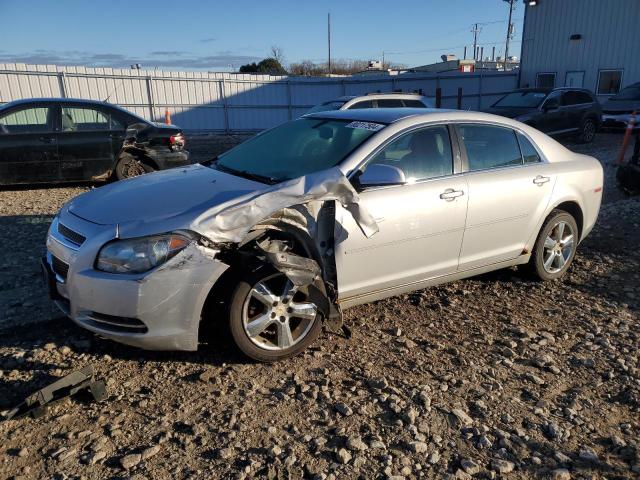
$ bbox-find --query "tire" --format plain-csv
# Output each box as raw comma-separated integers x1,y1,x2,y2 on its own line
115,153,154,180
578,118,597,143
528,209,579,281
228,267,322,362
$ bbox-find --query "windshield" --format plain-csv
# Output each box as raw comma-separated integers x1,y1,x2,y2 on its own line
611,86,640,101
493,91,548,108
306,101,346,114
214,118,383,183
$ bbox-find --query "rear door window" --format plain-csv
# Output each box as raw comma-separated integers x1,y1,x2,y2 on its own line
61,107,111,132
459,125,523,171
377,99,404,108
403,99,427,108
563,90,593,105
0,106,52,134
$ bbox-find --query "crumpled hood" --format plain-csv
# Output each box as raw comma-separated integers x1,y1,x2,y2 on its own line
483,106,536,119
68,164,263,225
66,164,379,244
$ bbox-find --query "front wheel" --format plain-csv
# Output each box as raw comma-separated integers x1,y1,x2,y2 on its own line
228,268,322,362
529,210,579,281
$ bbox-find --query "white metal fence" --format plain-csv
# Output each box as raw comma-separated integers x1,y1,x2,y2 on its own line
0,64,519,132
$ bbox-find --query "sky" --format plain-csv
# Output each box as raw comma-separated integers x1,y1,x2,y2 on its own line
0,0,524,72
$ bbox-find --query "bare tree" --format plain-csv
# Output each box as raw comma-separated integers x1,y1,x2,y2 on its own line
270,46,285,66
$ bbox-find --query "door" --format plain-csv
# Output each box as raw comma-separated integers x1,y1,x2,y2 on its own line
57,105,121,181
565,71,584,88
335,125,468,300
456,124,556,270
561,90,593,131
0,105,59,183
538,91,566,134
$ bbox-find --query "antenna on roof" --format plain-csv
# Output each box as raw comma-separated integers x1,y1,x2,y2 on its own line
103,79,125,103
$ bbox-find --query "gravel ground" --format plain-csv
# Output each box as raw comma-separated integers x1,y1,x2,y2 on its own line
0,133,638,480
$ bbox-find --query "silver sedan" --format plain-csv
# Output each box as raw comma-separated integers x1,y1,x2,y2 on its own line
44,108,603,362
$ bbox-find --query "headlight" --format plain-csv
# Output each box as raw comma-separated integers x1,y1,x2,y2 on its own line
96,233,192,274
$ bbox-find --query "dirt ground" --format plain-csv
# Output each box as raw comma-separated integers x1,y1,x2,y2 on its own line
0,133,638,480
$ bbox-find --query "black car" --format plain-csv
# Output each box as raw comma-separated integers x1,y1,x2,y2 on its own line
0,98,189,185
484,88,601,143
601,82,640,130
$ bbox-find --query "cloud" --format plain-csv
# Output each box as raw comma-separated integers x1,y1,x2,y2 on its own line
149,51,188,57
200,38,216,43
0,50,261,70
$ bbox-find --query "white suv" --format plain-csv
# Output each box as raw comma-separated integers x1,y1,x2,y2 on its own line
308,93,433,114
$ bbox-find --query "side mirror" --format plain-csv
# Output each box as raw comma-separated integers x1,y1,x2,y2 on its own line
356,164,406,188
542,99,559,112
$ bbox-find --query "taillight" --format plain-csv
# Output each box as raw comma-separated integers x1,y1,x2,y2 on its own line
169,133,185,150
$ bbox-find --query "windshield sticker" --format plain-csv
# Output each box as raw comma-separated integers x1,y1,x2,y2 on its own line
345,121,385,131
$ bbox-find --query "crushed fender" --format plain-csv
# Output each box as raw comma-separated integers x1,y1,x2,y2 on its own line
5,365,107,420
191,166,379,244
257,239,321,287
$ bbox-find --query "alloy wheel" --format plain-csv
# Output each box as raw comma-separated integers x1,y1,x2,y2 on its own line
582,120,596,142
242,274,318,351
542,220,575,274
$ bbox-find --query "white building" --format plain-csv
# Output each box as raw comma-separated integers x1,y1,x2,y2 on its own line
519,0,640,98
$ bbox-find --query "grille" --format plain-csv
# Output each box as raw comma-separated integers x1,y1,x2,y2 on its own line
81,312,148,334
58,223,86,246
51,255,69,280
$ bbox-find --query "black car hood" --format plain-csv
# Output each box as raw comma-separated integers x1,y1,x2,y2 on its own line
602,99,640,114
483,106,536,118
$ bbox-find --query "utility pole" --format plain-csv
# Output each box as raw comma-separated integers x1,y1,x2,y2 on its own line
471,23,481,60
327,13,332,76
503,0,515,69
382,50,385,69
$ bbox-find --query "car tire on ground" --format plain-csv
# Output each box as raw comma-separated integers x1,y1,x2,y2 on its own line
578,118,597,143
115,152,154,180
528,209,579,281
228,267,322,362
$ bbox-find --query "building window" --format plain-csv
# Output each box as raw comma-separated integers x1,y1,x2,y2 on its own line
536,73,556,88
597,70,623,95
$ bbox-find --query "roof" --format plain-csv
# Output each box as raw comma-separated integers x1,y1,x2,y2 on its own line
305,107,453,124
332,92,424,103
1,97,113,108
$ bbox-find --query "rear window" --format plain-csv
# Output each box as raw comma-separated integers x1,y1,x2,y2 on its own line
494,91,547,108
347,100,374,109
459,124,523,171
307,101,345,114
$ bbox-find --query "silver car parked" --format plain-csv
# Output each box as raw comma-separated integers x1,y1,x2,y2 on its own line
44,108,603,362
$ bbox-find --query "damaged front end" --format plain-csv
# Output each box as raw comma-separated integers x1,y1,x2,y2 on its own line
193,166,380,341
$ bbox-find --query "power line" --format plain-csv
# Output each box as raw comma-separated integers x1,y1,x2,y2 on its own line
384,39,521,57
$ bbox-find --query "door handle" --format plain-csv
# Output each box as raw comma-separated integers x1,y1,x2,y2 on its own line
533,175,550,186
39,136,54,144
439,188,464,201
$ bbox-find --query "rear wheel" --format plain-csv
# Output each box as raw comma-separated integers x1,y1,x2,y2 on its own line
228,268,322,362
529,210,579,281
115,153,154,180
578,118,597,143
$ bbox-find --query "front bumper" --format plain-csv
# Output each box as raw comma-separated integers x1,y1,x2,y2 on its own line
45,211,228,351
